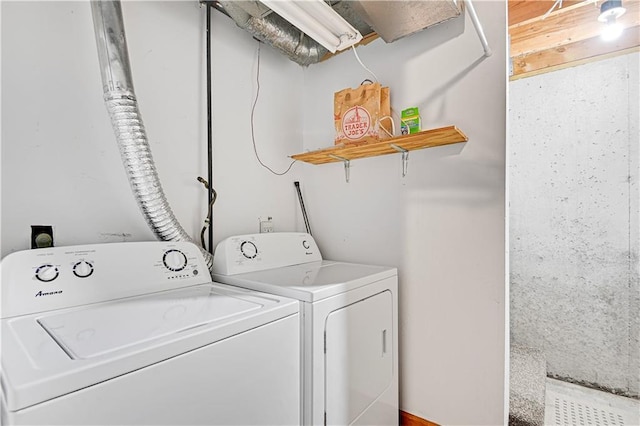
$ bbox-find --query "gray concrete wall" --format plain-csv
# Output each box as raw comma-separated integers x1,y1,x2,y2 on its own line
509,52,639,397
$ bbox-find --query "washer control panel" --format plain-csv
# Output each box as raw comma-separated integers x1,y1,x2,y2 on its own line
1,241,211,318
212,232,321,276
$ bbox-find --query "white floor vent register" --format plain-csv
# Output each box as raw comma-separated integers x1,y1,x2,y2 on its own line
545,379,640,426
552,397,625,425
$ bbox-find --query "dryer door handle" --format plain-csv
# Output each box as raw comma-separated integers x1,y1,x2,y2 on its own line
382,329,387,356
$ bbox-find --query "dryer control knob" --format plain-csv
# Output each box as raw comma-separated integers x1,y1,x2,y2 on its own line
73,261,94,278
240,241,258,259
35,264,59,282
163,249,187,271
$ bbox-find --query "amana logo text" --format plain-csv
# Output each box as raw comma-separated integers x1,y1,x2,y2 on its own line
35,290,63,297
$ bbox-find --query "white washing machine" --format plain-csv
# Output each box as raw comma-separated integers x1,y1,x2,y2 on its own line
1,241,300,425
212,232,398,426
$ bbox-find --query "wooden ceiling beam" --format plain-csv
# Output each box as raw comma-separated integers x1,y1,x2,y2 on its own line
510,0,640,56
511,24,640,79
508,0,640,80
508,0,585,27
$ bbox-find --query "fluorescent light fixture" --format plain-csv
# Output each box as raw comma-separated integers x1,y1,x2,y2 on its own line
598,0,626,41
259,0,363,53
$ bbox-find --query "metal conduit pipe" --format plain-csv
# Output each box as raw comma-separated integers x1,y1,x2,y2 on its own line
91,0,214,271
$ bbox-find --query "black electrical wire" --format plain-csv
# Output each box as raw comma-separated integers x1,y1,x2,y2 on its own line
197,177,217,251
205,3,214,253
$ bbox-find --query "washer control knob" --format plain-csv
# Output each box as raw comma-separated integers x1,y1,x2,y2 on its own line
35,264,59,282
163,249,187,271
240,241,258,259
73,261,94,278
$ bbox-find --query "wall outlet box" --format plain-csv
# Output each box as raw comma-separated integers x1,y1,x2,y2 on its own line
259,217,273,233
31,225,54,248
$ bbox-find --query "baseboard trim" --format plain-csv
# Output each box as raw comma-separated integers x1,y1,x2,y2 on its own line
400,410,440,426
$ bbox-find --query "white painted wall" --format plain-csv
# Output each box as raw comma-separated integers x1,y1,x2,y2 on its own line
1,1,302,257
510,52,640,397
209,10,303,244
1,1,209,253
300,2,507,424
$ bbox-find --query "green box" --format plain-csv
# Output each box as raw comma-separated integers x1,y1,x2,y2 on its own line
400,107,421,135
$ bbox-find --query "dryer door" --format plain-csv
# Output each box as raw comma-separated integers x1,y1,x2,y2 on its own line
325,290,393,425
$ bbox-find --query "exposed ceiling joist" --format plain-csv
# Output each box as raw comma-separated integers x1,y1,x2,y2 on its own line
508,0,584,26
512,25,640,78
509,0,640,80
511,0,640,56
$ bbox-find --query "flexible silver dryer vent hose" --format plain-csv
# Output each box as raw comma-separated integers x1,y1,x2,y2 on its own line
91,0,214,271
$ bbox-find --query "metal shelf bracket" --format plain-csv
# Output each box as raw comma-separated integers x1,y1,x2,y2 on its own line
390,144,409,177
329,154,351,183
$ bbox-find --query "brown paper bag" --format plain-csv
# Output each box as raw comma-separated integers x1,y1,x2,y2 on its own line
334,82,392,145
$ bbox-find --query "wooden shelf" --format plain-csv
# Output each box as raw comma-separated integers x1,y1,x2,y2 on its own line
290,125,468,165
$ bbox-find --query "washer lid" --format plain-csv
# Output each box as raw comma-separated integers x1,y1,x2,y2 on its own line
1,283,298,412
213,261,397,302
38,285,261,359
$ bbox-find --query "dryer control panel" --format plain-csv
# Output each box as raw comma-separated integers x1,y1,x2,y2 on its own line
0,242,211,318
213,232,322,275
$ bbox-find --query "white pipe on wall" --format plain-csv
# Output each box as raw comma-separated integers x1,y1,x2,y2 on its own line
463,0,493,57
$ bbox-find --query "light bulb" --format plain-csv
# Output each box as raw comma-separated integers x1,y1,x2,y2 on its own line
598,0,626,41
601,20,624,41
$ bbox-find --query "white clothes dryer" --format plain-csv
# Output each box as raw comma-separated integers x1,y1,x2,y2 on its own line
1,241,300,426
212,232,398,426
